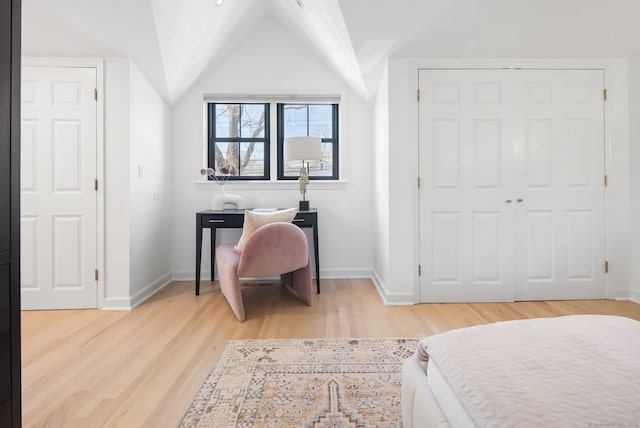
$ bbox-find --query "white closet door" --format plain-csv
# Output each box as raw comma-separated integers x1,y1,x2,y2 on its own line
514,69,605,300
418,68,606,303
21,66,98,309
418,70,517,302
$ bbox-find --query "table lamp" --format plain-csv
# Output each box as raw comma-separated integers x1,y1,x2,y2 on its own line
284,136,322,210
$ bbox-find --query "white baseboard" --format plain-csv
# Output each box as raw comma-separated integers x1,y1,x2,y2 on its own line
172,268,417,305
101,296,132,310
371,270,415,306
155,268,425,307
130,273,173,309
613,288,631,301
319,268,372,279
630,289,640,304
172,268,372,281
101,272,172,310
172,270,203,281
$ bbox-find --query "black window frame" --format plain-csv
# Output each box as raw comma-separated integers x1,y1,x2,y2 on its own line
276,103,339,180
207,102,270,181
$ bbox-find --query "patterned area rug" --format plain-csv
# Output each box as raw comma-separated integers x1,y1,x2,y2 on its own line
180,338,419,427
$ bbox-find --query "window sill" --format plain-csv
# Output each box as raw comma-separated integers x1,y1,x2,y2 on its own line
195,179,349,191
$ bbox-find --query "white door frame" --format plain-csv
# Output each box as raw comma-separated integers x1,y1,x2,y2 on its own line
408,58,630,303
22,57,105,308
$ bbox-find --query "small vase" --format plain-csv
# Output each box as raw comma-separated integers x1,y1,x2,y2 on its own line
211,185,246,210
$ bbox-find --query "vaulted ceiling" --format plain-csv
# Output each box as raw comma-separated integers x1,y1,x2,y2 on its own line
22,0,640,104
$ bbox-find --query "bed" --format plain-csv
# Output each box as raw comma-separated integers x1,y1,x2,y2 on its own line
401,315,640,428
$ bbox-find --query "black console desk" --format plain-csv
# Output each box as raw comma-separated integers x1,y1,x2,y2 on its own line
195,209,320,295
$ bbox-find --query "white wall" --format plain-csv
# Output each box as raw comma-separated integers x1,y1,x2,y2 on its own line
375,58,418,304
372,62,391,299
170,17,374,281
628,52,640,303
603,61,631,300
101,57,132,308
129,62,172,306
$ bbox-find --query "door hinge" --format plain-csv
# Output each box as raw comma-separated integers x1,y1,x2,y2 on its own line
94,269,99,281
94,88,98,101
605,261,609,273
418,264,422,276
417,177,421,189
603,89,607,101
417,89,421,102
604,175,608,187
94,178,98,191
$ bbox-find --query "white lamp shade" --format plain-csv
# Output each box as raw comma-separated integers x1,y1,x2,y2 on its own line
283,136,322,162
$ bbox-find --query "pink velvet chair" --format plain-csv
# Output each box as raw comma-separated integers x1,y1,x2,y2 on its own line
215,222,313,321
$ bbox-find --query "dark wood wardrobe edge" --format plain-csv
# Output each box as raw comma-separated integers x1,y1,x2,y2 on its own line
10,0,21,426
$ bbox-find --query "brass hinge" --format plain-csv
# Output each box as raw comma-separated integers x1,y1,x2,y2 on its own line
94,178,98,191
605,261,609,273
94,88,98,101
94,269,99,281
604,175,608,187
417,89,421,102
418,264,422,276
603,89,607,101
417,177,421,189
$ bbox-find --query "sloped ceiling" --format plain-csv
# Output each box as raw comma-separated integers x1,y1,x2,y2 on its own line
22,0,640,104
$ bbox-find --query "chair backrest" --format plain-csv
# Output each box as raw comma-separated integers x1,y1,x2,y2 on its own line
237,222,309,277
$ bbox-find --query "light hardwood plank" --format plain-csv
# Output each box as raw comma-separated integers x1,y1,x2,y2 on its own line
21,279,640,427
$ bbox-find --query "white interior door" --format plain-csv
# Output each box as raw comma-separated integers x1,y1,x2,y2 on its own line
514,69,606,300
21,66,98,309
418,68,606,303
418,70,517,302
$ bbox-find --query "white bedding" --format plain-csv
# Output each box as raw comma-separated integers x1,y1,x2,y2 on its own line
415,315,640,428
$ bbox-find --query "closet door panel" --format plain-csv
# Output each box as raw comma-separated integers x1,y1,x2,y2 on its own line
515,69,605,300
419,69,516,302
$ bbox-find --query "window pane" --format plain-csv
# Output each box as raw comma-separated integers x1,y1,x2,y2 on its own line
308,105,333,138
240,104,266,138
283,160,303,177
215,105,230,138
278,102,338,180
308,142,333,177
214,142,240,175
239,142,265,176
210,102,269,180
216,104,240,138
283,104,308,137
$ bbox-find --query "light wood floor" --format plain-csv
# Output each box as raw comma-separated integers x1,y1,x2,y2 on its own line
22,279,640,427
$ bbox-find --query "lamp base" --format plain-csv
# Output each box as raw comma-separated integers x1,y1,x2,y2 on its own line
299,200,310,211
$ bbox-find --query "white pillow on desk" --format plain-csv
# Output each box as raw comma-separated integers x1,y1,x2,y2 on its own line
233,207,298,253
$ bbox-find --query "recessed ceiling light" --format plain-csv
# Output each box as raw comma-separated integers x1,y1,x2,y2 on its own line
296,0,304,7
216,0,224,5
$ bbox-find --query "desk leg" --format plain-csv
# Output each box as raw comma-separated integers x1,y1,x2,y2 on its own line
211,227,217,282
313,220,320,293
196,222,202,296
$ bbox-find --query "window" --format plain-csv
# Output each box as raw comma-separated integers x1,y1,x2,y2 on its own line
205,97,340,182
277,103,339,180
207,103,270,180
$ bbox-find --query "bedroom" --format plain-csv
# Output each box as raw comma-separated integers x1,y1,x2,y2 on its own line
4,0,640,426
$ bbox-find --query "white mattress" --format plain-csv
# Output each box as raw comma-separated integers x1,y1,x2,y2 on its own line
412,315,640,428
